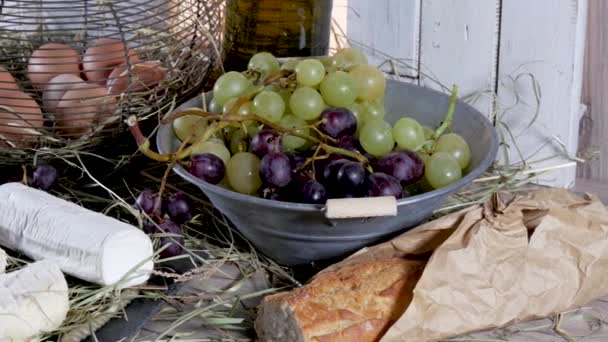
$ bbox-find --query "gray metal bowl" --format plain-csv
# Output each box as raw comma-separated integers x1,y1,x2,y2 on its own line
156,79,499,266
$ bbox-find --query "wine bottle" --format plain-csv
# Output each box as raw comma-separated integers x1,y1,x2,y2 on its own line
222,0,333,71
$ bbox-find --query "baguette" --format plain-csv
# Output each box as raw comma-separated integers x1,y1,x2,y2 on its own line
255,258,426,342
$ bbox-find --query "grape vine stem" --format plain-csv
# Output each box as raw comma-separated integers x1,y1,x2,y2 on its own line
162,108,370,165
433,85,459,139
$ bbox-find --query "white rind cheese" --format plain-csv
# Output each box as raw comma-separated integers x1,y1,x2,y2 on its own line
0,247,6,274
0,182,155,288
0,260,69,340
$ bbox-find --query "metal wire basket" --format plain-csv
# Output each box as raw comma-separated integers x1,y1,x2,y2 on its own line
0,0,223,165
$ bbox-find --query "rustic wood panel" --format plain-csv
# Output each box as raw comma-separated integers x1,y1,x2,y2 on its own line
577,0,608,184
418,0,500,117
497,0,587,188
343,0,420,78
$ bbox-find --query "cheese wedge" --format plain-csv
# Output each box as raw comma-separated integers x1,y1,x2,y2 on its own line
0,260,69,340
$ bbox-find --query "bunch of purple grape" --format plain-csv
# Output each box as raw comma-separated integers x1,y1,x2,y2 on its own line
135,190,191,258
172,48,471,204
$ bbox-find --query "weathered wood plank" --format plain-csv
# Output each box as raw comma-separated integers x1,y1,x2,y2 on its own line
343,0,420,77
577,0,608,182
496,0,587,188
418,0,501,116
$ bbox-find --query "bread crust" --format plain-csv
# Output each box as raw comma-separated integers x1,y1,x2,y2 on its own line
255,258,426,342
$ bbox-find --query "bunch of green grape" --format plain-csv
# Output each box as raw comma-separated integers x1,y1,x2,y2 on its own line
171,48,471,203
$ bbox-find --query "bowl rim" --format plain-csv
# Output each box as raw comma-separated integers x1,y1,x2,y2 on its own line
157,80,499,212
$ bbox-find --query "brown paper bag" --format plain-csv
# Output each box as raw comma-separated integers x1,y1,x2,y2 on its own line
318,188,608,342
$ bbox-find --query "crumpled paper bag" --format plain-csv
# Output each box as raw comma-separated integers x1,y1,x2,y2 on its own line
318,188,608,342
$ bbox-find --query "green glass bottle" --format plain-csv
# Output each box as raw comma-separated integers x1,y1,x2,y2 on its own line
222,0,333,71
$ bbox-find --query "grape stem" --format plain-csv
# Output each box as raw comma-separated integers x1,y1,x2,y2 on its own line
433,84,459,140
126,115,229,163
162,108,370,165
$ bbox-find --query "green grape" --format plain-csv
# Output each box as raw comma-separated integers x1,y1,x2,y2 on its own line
244,122,262,137
422,126,434,140
320,56,339,73
348,102,364,137
359,120,395,157
223,126,238,141
349,64,386,101
320,71,358,107
280,114,309,151
191,138,231,163
280,58,299,71
289,86,326,120
253,90,285,123
360,100,385,122
173,115,208,142
392,117,424,151
227,152,263,195
223,98,254,116
424,152,462,189
207,98,222,113
229,129,248,155
435,133,471,169
266,85,293,115
295,59,326,87
213,71,252,106
334,47,368,70
248,52,280,76
417,152,431,164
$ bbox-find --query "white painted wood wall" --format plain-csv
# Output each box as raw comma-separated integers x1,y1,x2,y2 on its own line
332,0,587,188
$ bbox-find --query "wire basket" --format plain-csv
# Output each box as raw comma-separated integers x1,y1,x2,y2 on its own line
0,0,224,165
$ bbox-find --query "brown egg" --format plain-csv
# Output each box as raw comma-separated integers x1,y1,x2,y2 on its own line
42,74,86,114
82,38,139,86
55,83,116,138
0,90,44,147
0,66,19,91
27,43,81,91
107,61,167,95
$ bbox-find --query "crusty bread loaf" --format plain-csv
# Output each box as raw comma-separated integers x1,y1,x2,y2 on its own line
255,258,426,342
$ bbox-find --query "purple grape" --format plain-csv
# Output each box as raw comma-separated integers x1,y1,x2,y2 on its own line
336,161,365,190
260,152,292,187
337,135,363,153
322,159,349,184
142,220,157,234
251,130,282,158
366,173,407,199
319,108,357,138
31,164,58,191
286,152,306,171
259,187,282,200
136,189,162,215
301,180,327,204
166,192,192,224
374,151,425,185
189,153,225,184
158,220,184,258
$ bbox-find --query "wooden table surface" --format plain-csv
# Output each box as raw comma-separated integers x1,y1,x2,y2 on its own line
127,261,608,342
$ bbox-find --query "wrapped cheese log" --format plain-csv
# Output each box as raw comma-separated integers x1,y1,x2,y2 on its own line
0,260,69,340
0,182,154,288
255,258,426,342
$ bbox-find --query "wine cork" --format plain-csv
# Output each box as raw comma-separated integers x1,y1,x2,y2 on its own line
325,196,398,219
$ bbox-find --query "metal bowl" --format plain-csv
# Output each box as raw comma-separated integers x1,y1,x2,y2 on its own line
156,79,499,266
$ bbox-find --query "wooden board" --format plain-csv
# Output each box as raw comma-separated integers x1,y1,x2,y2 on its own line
418,0,501,117
338,0,421,78
577,0,608,184
496,0,587,188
